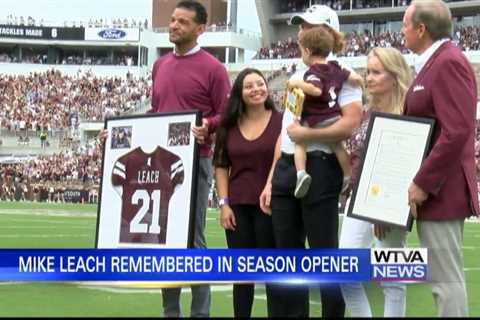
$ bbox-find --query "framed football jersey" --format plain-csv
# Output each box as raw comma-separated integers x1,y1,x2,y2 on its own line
96,111,200,249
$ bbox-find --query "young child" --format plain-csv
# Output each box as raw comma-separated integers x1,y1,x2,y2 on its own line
288,26,363,198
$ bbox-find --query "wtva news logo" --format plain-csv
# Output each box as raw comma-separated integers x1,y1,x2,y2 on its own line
371,248,427,282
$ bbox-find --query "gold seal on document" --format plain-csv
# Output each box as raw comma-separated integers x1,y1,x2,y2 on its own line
369,184,380,197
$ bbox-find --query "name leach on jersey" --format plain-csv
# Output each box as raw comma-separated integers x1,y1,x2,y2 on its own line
111,146,184,245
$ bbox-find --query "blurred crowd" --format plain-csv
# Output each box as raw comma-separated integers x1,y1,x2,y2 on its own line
256,37,299,60
0,62,478,202
267,63,298,107
0,52,136,66
278,0,350,12
277,0,470,12
0,70,151,135
0,139,101,202
87,18,149,29
3,14,149,29
255,26,480,59
3,15,42,27
3,115,480,203
254,31,406,59
342,30,408,56
455,25,480,51
475,120,480,175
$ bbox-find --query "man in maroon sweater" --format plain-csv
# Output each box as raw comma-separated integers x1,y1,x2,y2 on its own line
150,1,231,317
402,0,479,316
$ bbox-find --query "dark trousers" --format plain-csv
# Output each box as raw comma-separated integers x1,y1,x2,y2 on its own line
270,151,345,317
162,158,212,317
226,204,279,317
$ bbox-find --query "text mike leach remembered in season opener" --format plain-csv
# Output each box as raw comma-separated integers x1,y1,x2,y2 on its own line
0,248,427,283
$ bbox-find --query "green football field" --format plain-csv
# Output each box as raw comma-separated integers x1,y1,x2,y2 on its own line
0,202,478,317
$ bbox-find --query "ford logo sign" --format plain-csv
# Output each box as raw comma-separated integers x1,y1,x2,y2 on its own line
98,29,126,40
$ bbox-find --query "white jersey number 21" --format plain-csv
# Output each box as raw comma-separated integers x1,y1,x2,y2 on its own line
130,189,161,234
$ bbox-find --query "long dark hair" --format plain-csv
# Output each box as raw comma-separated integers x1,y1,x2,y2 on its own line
213,68,275,168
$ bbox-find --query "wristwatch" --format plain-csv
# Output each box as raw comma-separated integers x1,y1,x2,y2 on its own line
219,197,229,207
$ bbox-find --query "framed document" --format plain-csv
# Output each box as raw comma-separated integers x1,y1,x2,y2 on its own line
96,111,200,248
346,112,435,230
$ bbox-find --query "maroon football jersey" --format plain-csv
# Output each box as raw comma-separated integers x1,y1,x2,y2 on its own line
301,61,350,127
111,146,184,245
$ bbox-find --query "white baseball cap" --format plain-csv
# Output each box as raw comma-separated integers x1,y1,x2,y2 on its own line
290,5,340,32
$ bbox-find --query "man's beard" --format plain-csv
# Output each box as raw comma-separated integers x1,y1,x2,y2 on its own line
169,33,192,46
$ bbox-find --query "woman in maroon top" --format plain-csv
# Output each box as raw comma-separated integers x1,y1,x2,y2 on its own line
213,68,282,317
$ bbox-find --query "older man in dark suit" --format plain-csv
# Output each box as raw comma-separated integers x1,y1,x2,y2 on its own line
402,0,479,316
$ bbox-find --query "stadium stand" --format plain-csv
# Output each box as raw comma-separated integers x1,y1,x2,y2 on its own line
0,67,151,203
0,52,137,66
0,137,101,203
277,0,468,12
3,14,149,29
255,26,479,59
0,69,151,133
2,0,480,205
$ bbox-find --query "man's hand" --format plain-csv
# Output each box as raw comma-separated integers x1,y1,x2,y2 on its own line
408,182,428,218
286,120,309,144
98,129,108,146
192,118,209,145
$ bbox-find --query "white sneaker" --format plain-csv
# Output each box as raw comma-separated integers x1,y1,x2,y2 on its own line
295,172,312,198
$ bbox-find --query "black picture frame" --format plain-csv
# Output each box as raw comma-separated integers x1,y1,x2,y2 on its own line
95,111,200,248
346,112,435,231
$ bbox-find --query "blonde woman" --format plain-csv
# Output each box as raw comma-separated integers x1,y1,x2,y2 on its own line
339,47,413,317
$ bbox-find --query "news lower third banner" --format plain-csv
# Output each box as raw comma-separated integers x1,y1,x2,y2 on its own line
0,249,427,282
